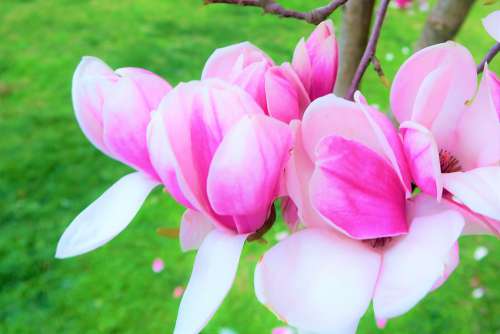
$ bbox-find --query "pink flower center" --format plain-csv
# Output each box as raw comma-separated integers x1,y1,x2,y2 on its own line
439,149,462,173
363,237,393,249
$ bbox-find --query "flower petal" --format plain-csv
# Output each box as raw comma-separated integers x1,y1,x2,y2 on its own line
373,194,464,319
55,172,159,258
442,167,500,220
174,230,247,334
310,135,407,239
115,67,171,109
207,114,292,233
454,66,500,170
400,121,442,198
390,42,476,125
483,11,500,42
102,77,157,177
158,80,263,230
202,42,273,80
72,56,116,153
292,38,312,93
179,209,215,252
431,242,459,291
255,228,380,333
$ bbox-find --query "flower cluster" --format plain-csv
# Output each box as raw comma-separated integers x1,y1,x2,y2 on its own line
56,16,500,334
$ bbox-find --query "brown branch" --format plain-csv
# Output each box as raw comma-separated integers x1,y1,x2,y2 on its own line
345,0,390,100
247,203,276,242
203,0,349,25
477,43,500,74
371,56,390,88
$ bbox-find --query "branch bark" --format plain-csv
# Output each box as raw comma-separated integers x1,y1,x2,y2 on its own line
203,0,349,25
477,43,500,74
334,0,375,97
415,0,475,50
345,0,390,100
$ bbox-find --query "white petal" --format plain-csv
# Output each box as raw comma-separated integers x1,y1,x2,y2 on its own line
483,11,500,42
442,166,500,220
179,209,214,252
373,195,464,319
55,172,158,258
255,228,380,333
174,230,247,334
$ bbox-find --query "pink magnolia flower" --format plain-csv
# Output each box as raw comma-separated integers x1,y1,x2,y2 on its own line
292,20,338,100
56,57,171,258
391,42,500,235
147,79,292,334
395,0,412,9
254,93,464,333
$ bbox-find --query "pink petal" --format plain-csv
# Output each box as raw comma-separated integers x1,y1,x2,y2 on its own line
443,197,500,236
301,95,388,163
285,121,327,228
309,34,338,100
265,65,301,123
373,194,464,319
152,258,165,273
281,197,299,231
255,228,380,333
266,63,310,123
454,66,500,170
174,230,247,334
147,110,194,208
207,115,292,233
390,42,476,125
157,80,263,230
72,56,117,154
55,172,159,258
102,77,157,178
231,60,270,113
483,11,500,42
292,38,312,93
115,67,171,109
401,121,442,198
354,92,412,194
179,209,214,252
310,135,408,239
442,167,500,220
202,42,273,80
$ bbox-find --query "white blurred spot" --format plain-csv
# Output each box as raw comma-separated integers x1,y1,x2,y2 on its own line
275,231,289,241
385,53,395,62
371,104,380,110
219,328,238,334
401,47,410,55
472,287,485,299
419,2,430,12
474,246,488,261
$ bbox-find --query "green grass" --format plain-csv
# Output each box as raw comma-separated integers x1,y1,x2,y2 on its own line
1,0,499,333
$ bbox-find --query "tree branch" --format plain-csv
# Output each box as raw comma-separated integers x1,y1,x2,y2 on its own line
477,43,500,74
371,56,390,88
345,0,390,100
203,0,349,25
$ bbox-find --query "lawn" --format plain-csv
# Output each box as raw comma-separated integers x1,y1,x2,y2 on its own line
0,0,499,333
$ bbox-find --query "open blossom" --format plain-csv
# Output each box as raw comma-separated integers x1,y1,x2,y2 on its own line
483,10,500,42
56,57,171,258
391,42,500,235
147,79,292,334
255,93,464,333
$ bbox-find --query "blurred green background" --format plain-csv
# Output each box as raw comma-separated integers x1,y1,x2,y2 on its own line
0,0,499,333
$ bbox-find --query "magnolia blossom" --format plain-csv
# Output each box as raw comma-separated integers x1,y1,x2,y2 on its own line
147,79,292,334
391,42,500,235
56,57,171,258
255,93,464,333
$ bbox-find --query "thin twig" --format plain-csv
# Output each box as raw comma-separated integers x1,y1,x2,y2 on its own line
203,0,349,25
477,42,500,74
345,0,390,100
371,56,390,88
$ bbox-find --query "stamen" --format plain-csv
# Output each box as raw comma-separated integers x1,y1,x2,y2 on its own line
364,237,392,249
439,149,462,173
